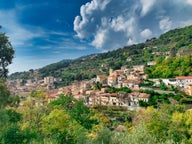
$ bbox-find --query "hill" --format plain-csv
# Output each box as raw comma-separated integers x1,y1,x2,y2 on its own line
9,25,192,86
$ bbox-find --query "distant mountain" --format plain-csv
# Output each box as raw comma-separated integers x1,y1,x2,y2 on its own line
9,25,192,86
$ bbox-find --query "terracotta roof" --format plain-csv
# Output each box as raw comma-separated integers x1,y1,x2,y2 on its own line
74,94,82,99
99,93,117,97
49,93,59,98
135,81,142,85
138,93,151,98
130,92,140,96
97,74,107,78
108,75,117,79
176,76,192,80
122,80,131,83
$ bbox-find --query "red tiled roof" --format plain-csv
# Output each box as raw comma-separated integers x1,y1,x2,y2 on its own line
108,75,116,79
176,76,192,80
138,93,151,98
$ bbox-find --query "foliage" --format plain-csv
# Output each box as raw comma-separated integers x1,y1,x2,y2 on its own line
141,79,154,87
0,91,191,143
31,90,46,100
48,94,74,109
146,55,192,78
2,125,35,144
139,89,192,107
0,33,14,78
109,87,131,93
49,94,97,130
0,79,19,108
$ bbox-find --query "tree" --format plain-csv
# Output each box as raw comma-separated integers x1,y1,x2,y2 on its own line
0,33,14,78
0,79,12,108
31,90,46,100
2,125,35,144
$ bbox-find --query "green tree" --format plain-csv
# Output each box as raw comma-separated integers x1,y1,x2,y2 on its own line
70,99,96,129
31,90,46,100
0,79,13,108
0,33,14,78
41,109,87,144
2,125,35,144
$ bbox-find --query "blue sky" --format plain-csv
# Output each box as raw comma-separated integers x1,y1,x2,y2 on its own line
0,0,192,74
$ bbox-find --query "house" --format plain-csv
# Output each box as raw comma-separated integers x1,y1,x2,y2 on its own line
84,92,130,107
96,74,108,85
147,61,156,66
162,78,177,86
122,80,141,90
132,65,145,72
176,76,192,88
185,83,192,96
44,76,55,85
129,92,140,107
108,74,117,87
128,92,151,110
137,93,151,102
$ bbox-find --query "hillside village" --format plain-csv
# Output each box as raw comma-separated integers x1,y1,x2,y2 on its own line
7,62,192,110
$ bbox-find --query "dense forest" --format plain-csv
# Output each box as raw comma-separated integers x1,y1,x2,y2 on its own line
0,90,192,144
9,25,192,86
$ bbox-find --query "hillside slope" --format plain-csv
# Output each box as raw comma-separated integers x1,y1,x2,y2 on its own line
9,25,192,86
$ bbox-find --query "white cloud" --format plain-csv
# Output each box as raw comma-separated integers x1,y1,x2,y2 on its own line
159,17,172,32
91,29,107,48
74,0,111,39
74,0,192,51
140,0,156,16
140,29,152,38
186,0,192,5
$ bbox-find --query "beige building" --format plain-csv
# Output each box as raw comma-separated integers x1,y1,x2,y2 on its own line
185,83,192,96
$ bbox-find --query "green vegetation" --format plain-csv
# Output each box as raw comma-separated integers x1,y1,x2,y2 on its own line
146,55,192,78
0,32,14,78
139,89,192,107
0,92,192,144
140,79,154,87
9,25,192,87
109,87,132,93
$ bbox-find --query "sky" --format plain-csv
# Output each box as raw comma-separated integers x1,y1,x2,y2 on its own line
0,0,192,74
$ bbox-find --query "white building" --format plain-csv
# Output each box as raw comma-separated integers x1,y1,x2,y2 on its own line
44,76,55,85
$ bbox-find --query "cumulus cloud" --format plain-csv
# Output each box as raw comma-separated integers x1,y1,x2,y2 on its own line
159,17,172,32
140,29,152,38
74,0,192,51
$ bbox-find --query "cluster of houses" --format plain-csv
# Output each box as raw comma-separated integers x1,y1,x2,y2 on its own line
7,64,192,109
160,76,192,95
83,89,150,110
46,65,151,110
96,65,147,90
7,76,62,97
